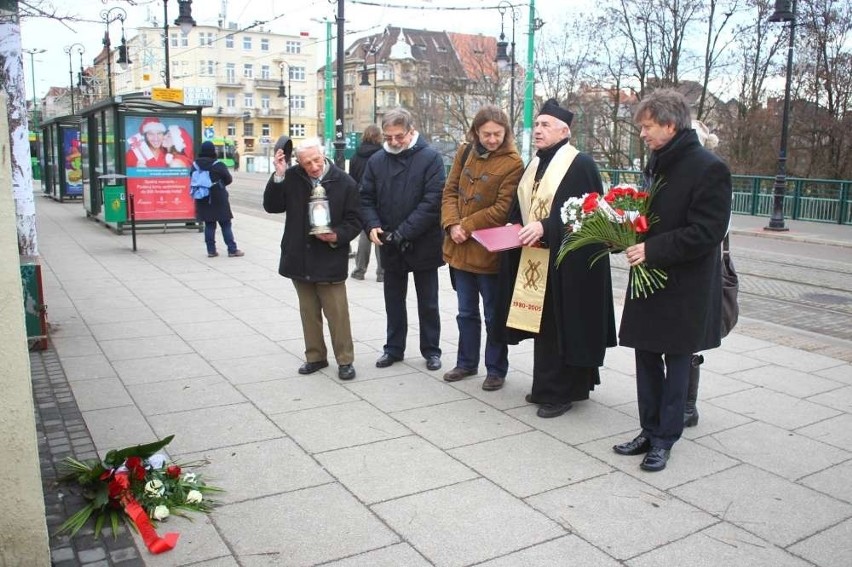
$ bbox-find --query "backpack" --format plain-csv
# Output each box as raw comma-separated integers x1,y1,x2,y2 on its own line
190,161,219,201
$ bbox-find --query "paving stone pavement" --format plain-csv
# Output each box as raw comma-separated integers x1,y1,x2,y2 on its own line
29,193,852,566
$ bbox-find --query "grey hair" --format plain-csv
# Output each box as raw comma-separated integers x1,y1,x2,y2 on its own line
295,137,325,156
382,107,413,131
634,89,692,131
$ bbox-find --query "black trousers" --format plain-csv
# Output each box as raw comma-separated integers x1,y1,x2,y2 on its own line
635,350,692,449
382,268,441,360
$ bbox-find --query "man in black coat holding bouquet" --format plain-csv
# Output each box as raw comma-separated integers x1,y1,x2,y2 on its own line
263,138,362,381
496,99,616,419
614,89,732,471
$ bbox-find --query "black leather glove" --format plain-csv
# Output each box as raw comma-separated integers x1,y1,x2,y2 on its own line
383,230,412,253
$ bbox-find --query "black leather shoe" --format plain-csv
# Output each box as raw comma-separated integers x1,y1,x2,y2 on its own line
298,360,329,375
375,353,402,368
525,393,538,404
426,356,442,371
338,364,356,381
536,401,572,418
613,435,651,456
481,375,505,391
640,447,670,472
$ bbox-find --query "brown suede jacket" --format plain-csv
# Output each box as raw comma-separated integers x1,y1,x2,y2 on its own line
441,142,523,274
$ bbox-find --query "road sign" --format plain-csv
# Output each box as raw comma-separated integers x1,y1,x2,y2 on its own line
151,87,184,103
203,127,215,141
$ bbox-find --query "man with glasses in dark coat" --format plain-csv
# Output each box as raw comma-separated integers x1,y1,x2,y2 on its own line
359,108,447,371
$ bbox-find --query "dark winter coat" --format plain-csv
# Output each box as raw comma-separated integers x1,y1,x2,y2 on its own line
262,160,362,282
348,142,382,185
441,142,524,274
495,146,617,368
193,157,234,223
359,134,446,272
619,128,732,354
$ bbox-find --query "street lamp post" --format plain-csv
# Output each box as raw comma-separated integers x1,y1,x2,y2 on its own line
162,0,197,88
278,62,292,137
24,48,46,125
765,0,796,232
495,2,518,133
333,0,346,168
359,43,378,123
100,7,131,99
63,44,84,114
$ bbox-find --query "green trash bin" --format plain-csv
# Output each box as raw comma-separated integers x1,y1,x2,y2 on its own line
103,185,127,223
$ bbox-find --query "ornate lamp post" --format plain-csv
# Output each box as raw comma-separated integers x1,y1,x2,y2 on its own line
162,0,197,87
278,62,293,137
100,7,131,99
333,0,346,168
765,0,796,232
494,2,518,132
359,43,378,123
63,44,84,114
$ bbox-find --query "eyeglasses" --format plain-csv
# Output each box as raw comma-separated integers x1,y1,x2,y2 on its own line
383,131,410,142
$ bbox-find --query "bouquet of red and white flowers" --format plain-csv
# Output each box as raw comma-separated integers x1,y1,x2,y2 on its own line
57,435,220,554
556,183,667,298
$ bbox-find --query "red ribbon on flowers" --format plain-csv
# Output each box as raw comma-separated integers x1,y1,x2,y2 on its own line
634,215,649,233
123,498,179,554
112,471,179,554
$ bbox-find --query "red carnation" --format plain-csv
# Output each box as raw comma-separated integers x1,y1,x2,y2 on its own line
167,465,181,478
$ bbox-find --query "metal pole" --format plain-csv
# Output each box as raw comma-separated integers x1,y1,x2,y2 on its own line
163,0,171,88
522,0,537,161
288,74,292,137
333,0,346,168
67,49,75,114
101,8,127,100
765,0,796,232
509,11,516,135
373,50,378,123
324,20,334,154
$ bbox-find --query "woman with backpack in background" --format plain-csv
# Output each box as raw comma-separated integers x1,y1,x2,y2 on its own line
194,140,244,258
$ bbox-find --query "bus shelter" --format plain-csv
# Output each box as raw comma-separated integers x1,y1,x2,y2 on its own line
40,115,83,202
78,93,203,232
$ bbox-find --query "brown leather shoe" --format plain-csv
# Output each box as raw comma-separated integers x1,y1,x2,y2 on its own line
481,375,505,391
442,367,476,382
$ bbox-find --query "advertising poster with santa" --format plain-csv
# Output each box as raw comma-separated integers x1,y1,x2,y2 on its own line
124,115,196,221
62,127,83,196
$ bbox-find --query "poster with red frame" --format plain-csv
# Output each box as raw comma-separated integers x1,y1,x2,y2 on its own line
124,114,196,221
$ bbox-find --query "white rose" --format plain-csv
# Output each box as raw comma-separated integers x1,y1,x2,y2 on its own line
182,472,197,484
185,490,203,504
152,505,170,520
144,479,164,497
147,454,167,469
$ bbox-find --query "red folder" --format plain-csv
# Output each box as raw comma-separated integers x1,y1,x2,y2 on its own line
471,224,523,252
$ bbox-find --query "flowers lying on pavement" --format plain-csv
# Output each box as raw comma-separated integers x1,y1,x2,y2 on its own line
57,435,221,554
557,183,667,298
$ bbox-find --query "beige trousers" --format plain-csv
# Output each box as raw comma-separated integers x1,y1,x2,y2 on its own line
292,280,354,365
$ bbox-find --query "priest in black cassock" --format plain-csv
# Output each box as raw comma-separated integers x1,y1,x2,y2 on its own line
496,99,617,418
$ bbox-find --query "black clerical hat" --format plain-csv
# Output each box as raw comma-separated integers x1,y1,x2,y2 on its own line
537,98,574,127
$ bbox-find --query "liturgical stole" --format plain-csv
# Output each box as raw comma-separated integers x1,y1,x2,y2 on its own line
507,143,579,333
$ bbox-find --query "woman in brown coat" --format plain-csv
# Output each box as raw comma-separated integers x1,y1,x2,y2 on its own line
441,105,523,391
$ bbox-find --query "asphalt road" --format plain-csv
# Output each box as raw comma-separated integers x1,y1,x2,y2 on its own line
227,171,852,345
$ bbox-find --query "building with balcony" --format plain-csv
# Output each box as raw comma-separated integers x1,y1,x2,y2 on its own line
111,21,319,169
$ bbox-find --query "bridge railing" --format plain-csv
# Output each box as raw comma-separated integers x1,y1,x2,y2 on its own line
600,170,852,225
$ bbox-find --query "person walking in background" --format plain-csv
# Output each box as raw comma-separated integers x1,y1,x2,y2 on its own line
496,99,616,418
360,108,446,371
614,90,732,472
441,105,523,391
194,141,243,258
233,148,240,171
263,138,362,381
349,124,384,282
682,119,722,428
